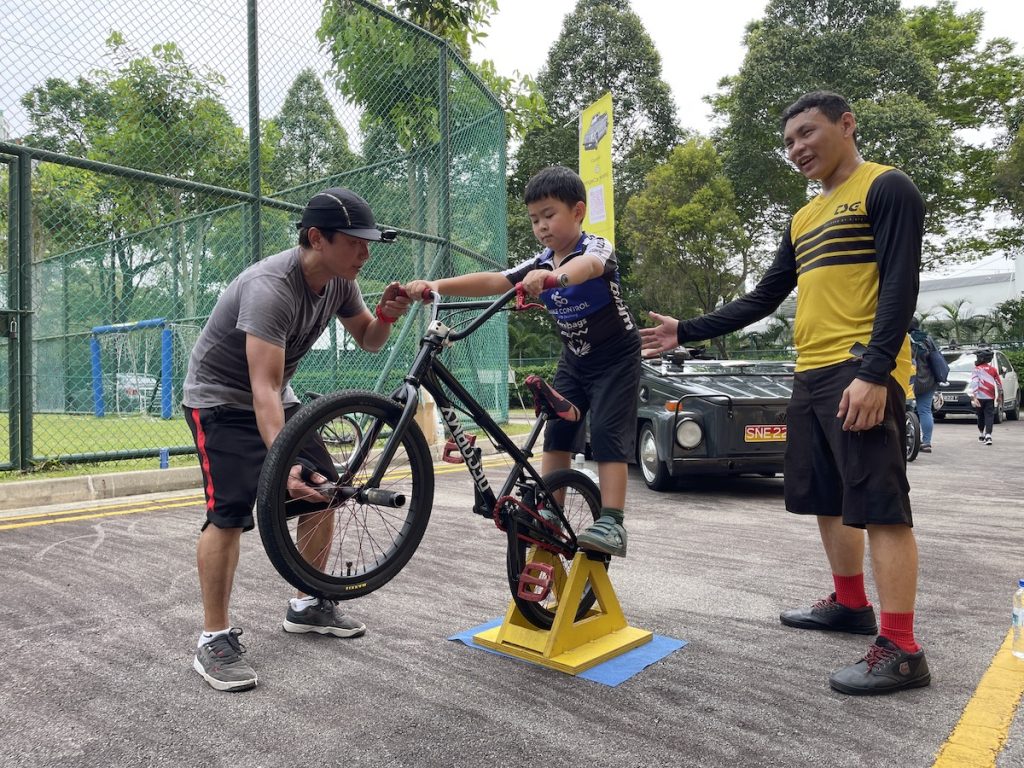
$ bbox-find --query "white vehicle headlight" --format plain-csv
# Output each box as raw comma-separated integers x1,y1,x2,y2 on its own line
675,418,702,449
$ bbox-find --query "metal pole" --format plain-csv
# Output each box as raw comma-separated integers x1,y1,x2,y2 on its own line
6,159,19,468
17,152,32,469
438,46,452,278
247,0,262,265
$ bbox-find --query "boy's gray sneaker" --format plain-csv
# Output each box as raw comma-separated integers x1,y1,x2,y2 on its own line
283,598,366,638
576,515,627,557
193,628,257,692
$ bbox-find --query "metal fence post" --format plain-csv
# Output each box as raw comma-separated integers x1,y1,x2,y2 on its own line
5,157,20,469
17,151,31,470
247,0,262,266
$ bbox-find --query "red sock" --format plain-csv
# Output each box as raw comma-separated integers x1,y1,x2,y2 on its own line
833,573,869,609
880,612,920,653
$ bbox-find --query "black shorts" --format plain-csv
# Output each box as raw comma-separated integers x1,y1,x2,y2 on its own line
783,360,912,528
543,335,641,463
183,404,337,531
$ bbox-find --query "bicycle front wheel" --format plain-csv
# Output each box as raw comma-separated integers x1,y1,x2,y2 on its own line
256,390,434,599
507,468,603,629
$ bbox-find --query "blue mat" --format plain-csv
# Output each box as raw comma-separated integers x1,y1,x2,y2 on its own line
447,617,686,687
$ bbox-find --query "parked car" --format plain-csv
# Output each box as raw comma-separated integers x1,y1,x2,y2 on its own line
933,348,1020,423
582,111,609,150
117,372,158,398
632,349,793,491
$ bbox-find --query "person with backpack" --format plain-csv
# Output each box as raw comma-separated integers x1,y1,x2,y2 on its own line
909,318,943,453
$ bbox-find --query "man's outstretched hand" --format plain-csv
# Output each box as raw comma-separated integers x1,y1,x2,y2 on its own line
639,312,680,359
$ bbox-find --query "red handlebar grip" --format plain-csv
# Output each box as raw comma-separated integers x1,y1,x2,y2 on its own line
542,274,559,290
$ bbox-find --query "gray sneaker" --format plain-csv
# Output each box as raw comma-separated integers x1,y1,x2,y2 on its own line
283,599,366,638
193,628,257,692
576,515,627,557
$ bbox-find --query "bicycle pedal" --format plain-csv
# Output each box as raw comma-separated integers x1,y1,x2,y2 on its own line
441,433,476,464
517,562,553,602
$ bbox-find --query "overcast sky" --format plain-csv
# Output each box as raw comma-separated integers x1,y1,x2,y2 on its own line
472,0,1024,277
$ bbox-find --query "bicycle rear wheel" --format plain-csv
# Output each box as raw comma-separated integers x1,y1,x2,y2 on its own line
256,390,434,599
506,468,603,629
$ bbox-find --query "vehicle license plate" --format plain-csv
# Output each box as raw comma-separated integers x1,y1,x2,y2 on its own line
744,425,787,442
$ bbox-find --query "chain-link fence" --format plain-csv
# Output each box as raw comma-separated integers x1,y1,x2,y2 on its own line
0,0,507,471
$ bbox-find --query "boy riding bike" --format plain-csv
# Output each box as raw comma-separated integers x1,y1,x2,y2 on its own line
404,165,641,557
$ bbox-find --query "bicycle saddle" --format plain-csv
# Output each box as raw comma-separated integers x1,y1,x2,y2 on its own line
525,375,580,422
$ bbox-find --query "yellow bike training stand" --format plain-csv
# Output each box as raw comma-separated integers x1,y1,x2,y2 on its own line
474,549,652,675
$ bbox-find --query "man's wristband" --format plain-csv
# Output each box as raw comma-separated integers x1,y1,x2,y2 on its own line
375,303,397,324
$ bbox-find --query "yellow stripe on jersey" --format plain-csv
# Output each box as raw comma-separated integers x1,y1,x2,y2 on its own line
790,162,913,387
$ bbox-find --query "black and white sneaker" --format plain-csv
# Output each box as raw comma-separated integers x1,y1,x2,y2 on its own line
283,599,366,638
193,628,257,692
984,434,993,445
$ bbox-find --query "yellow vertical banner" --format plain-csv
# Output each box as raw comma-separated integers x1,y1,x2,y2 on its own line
578,92,614,246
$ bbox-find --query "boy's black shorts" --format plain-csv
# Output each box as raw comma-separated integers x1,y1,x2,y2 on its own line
183,404,337,532
543,335,641,463
783,360,913,528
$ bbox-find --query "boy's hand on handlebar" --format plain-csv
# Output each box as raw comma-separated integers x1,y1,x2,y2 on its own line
402,280,437,302
522,269,552,298
287,464,332,504
639,311,680,358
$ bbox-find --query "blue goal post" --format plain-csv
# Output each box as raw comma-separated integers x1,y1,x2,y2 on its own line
90,317,174,418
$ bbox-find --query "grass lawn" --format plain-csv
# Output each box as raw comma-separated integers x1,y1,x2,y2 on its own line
0,410,535,481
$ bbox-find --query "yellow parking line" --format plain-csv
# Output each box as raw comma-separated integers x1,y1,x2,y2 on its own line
933,631,1024,767
0,493,206,523
0,455,517,531
0,498,205,531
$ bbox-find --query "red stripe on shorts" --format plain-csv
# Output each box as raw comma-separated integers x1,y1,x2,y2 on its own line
190,407,216,513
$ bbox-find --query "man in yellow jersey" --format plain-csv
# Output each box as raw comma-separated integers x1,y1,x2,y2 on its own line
640,91,929,696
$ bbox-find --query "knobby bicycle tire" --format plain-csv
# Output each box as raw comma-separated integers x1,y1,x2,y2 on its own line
506,468,603,629
256,390,434,599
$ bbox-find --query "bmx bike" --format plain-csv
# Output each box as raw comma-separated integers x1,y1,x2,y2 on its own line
256,283,605,630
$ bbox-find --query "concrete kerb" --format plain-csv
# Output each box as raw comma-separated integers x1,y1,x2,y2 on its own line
0,429,536,516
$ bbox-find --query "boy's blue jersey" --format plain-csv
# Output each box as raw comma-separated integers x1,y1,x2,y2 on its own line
503,233,637,358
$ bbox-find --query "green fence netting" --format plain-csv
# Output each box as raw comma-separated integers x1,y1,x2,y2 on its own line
0,0,507,471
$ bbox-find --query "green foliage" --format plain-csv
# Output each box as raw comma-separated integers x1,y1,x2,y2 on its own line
710,0,950,267
508,362,558,408
709,0,1024,272
994,298,1024,341
509,0,681,282
265,69,357,190
621,139,748,343
1002,349,1024,373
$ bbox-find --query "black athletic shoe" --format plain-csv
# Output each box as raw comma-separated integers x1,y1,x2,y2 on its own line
283,599,366,638
829,636,931,695
779,593,878,634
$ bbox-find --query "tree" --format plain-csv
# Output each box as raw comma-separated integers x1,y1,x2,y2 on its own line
621,139,749,357
711,0,1024,273
21,35,247,324
905,1,1024,258
266,69,357,190
506,0,682,350
709,0,954,269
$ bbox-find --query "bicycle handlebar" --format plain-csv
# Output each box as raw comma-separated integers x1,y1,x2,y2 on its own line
446,285,521,342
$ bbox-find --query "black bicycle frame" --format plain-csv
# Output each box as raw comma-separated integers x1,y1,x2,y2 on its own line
358,286,564,525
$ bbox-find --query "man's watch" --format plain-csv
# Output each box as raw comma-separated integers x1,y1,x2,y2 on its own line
557,272,570,288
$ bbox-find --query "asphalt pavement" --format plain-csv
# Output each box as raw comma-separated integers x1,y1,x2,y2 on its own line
1,415,1022,767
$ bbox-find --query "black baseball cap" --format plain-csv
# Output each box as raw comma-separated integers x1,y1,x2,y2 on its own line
297,187,396,242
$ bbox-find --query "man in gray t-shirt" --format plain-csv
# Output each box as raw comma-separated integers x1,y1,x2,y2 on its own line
184,187,411,693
